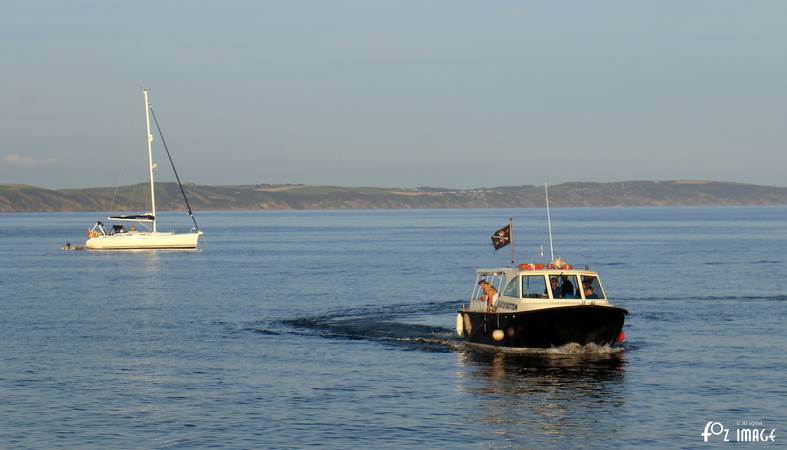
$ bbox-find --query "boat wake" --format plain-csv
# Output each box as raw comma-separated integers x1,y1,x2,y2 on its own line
462,341,624,355
282,301,460,353
276,300,626,356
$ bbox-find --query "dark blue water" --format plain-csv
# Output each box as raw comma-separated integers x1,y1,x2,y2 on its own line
1,207,785,448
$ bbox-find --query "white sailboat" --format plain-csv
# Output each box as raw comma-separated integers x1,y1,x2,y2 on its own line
85,89,203,250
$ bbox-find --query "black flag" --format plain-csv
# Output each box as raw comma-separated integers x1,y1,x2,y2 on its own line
491,224,511,250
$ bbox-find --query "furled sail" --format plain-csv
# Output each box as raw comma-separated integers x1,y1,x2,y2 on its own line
107,214,155,222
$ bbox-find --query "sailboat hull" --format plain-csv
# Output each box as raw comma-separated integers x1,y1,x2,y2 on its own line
86,231,201,250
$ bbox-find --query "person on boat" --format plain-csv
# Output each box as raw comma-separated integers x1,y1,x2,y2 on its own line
583,284,599,299
560,276,575,298
478,280,498,310
549,277,560,298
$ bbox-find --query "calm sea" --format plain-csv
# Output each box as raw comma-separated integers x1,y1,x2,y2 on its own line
1,207,785,449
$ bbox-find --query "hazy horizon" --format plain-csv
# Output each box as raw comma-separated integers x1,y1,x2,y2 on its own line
2,1,786,189
5,178,787,193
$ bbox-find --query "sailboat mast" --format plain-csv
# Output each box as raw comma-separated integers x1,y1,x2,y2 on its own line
143,89,156,232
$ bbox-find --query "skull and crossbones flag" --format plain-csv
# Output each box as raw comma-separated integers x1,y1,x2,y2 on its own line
490,224,511,250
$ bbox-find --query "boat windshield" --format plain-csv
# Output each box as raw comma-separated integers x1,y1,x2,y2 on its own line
580,275,605,299
548,274,579,299
502,276,520,297
523,275,548,299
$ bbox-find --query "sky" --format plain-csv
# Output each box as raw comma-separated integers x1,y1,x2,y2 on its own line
1,1,786,189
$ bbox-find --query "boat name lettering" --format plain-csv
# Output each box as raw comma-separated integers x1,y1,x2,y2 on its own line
496,301,517,311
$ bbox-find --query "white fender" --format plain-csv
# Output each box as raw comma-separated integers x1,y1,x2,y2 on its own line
455,313,464,336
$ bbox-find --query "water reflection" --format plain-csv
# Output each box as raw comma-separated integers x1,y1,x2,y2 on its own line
138,249,162,272
456,350,626,445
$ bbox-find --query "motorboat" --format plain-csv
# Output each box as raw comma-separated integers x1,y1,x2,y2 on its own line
456,260,628,350
456,184,627,350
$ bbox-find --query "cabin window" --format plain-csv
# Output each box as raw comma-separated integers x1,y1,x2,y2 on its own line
502,276,520,298
580,275,605,300
548,275,579,299
522,275,548,299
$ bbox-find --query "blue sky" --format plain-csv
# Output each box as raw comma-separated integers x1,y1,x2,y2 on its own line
1,1,786,188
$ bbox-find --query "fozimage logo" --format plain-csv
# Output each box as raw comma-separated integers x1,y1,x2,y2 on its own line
701,421,776,443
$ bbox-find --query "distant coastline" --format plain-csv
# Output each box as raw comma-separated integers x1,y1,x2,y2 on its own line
2,180,787,212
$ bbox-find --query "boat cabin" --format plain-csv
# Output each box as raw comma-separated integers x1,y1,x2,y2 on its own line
88,217,149,237
467,263,609,313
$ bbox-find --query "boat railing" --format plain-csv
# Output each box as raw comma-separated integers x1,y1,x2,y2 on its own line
469,299,487,311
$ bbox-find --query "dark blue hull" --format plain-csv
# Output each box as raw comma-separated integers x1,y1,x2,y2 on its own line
459,305,627,348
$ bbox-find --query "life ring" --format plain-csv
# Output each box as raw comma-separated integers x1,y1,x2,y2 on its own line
518,263,544,270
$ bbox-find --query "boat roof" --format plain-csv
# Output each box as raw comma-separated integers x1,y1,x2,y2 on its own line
475,266,600,277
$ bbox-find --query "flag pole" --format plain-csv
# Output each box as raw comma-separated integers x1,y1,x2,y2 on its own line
509,217,515,267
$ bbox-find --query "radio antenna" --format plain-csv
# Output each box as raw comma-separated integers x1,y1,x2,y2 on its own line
545,182,555,261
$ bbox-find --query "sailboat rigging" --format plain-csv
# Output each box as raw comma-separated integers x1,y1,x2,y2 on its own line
85,89,203,250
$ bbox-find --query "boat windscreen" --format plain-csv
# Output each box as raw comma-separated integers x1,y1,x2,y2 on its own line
580,275,605,300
